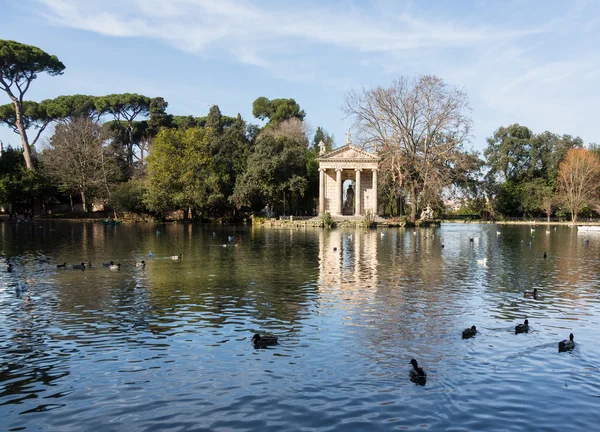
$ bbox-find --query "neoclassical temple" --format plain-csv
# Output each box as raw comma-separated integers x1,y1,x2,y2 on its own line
317,137,381,217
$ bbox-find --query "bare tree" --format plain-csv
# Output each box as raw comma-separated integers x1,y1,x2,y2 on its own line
42,117,119,211
557,147,600,223
343,75,475,221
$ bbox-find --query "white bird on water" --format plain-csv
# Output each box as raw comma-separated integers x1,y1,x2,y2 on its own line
477,257,487,266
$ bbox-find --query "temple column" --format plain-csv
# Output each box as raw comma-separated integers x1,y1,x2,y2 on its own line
336,168,343,215
319,168,325,214
372,169,378,216
355,168,362,216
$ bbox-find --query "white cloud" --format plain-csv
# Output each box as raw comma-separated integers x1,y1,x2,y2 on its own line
34,0,600,146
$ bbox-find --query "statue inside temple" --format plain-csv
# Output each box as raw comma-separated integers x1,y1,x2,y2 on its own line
345,184,355,210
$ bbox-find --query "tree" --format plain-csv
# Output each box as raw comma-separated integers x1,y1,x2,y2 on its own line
252,97,305,126
42,117,119,211
484,124,583,217
232,119,309,214
144,127,211,219
95,93,152,176
557,148,600,223
0,40,65,169
343,75,474,221
0,101,55,153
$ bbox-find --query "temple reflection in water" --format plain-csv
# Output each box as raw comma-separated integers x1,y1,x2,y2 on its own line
318,229,378,292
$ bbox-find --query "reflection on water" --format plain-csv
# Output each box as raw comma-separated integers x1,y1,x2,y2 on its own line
1,222,600,431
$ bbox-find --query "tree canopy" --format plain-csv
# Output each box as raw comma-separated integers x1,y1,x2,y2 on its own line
252,97,305,126
0,40,65,169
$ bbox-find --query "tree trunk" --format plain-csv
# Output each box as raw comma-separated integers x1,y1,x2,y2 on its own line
81,190,87,213
12,100,34,170
410,184,417,221
69,194,74,212
572,210,577,224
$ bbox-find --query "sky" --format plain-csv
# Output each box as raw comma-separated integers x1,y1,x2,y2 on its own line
1,0,600,153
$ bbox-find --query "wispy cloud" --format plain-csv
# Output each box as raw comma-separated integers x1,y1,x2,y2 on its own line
32,0,600,146
37,0,540,66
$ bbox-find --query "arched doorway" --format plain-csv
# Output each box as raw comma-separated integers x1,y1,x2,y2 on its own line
343,179,355,216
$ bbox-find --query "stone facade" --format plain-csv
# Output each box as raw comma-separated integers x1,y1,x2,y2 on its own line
317,144,380,217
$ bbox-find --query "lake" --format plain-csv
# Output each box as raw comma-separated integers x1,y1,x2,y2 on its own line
1,222,599,431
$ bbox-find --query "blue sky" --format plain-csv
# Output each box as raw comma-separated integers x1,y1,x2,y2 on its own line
1,0,599,153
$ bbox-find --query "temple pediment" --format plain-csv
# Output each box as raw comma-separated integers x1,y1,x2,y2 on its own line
318,144,380,162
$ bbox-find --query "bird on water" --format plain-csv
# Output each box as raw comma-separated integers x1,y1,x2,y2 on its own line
462,325,477,339
252,333,278,348
409,359,427,384
515,319,529,334
558,333,575,352
524,288,538,299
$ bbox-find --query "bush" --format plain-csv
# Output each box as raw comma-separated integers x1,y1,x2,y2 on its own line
110,180,148,215
320,211,335,228
363,209,376,227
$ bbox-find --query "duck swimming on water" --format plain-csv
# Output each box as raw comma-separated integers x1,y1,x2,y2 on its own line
515,319,529,334
252,333,278,348
109,263,121,271
558,333,575,352
409,359,427,384
462,325,477,339
524,288,538,299
72,262,86,270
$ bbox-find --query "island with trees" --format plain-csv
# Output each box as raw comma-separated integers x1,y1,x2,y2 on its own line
1,39,599,224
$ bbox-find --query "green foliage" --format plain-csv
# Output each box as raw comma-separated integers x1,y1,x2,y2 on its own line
144,127,212,218
110,179,148,215
0,146,49,205
0,39,65,86
484,124,582,218
252,97,305,126
320,211,334,228
232,132,308,213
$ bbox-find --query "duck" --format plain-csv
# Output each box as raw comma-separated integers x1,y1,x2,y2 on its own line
72,262,86,270
148,251,153,257
462,325,477,339
252,333,278,348
515,319,529,334
56,262,67,269
543,252,547,259
103,261,114,267
171,254,182,260
6,262,13,272
558,333,575,352
524,288,538,299
15,281,29,296
109,263,121,271
496,231,501,236
469,237,474,243
135,261,146,268
441,243,445,249
409,359,427,381
476,257,487,266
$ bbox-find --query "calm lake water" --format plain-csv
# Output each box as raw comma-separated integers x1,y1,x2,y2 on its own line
1,222,599,431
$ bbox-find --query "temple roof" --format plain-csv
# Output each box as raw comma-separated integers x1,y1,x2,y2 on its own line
317,144,380,162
